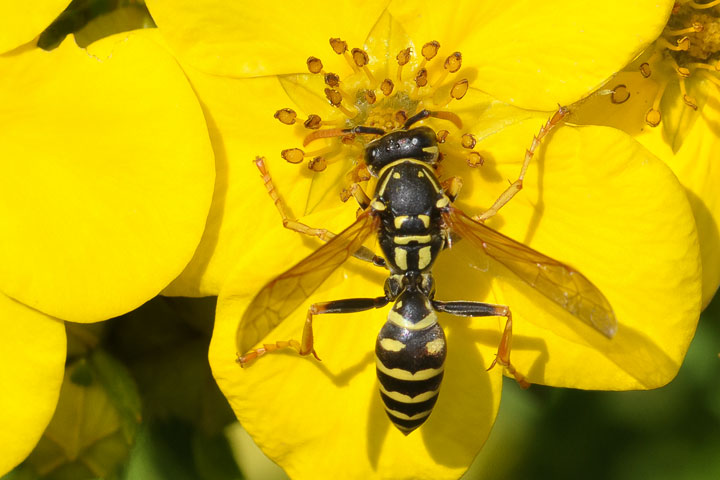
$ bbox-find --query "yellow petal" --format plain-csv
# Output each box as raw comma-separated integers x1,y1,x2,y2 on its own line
145,0,390,77
637,78,720,307
0,293,66,476
162,70,324,296
211,204,503,479
0,31,214,322
454,119,701,389
0,0,70,53
389,0,674,110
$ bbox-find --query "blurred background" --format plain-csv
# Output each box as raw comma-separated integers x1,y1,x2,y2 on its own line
4,1,720,478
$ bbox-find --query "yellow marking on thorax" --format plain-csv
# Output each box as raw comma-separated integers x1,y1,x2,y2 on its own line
379,384,439,403
371,199,386,211
393,235,432,245
394,215,410,229
376,359,444,380
393,171,401,179
388,309,438,330
393,248,408,270
417,215,430,227
417,246,433,270
379,338,406,352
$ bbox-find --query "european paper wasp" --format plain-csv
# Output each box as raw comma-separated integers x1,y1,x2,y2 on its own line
236,107,617,434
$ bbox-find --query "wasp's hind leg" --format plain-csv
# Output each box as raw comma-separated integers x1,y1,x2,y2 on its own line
474,106,569,223
255,156,385,267
237,296,389,367
432,300,529,388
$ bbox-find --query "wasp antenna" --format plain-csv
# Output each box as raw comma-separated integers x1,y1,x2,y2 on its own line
404,109,462,129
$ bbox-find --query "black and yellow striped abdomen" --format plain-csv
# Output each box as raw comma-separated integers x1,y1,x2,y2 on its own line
374,289,446,434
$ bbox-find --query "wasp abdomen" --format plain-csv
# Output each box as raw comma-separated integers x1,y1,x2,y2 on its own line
375,290,447,434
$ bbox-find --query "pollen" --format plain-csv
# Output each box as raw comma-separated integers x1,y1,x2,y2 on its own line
272,36,482,197
606,2,720,127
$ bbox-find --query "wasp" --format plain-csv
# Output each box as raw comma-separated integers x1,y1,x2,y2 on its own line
236,108,617,434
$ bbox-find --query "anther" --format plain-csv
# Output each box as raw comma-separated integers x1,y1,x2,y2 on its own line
352,48,370,67
304,114,322,129
324,73,340,87
421,41,440,61
396,47,412,81
274,108,297,125
395,110,408,125
397,47,412,66
307,56,323,74
610,84,630,104
451,79,469,100
365,90,377,104
466,152,484,167
676,66,691,77
324,88,343,106
640,62,652,77
645,109,661,127
281,148,305,164
461,133,477,149
381,78,394,96
329,38,347,54
415,68,429,87
436,130,449,143
308,157,327,172
444,52,462,73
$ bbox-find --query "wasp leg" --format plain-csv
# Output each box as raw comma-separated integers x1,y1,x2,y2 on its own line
441,176,463,203
255,156,385,268
237,296,389,367
432,300,529,388
474,106,569,223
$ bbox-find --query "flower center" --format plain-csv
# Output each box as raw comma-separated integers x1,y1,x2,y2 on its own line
629,1,720,126
273,37,480,200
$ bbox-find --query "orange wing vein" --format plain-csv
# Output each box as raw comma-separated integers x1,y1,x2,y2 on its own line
444,208,617,338
237,212,379,354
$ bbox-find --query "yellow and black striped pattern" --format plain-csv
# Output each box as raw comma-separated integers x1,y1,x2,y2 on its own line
375,289,447,434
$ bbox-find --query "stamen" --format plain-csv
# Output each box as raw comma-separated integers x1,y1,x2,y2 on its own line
658,36,690,51
640,62,652,77
381,79,394,96
308,157,327,172
444,52,462,73
610,84,630,104
436,130,449,143
687,60,720,71
324,88,343,106
415,68,429,87
395,111,408,125
303,128,346,146
666,23,704,36
274,108,297,125
466,152,484,167
645,80,668,127
329,37,358,72
307,56,323,74
421,41,440,61
281,148,304,164
324,73,340,87
450,79,469,100
304,115,322,129
678,77,698,109
352,48,376,84
461,133,477,149
686,0,720,9
396,47,412,81
365,90,377,104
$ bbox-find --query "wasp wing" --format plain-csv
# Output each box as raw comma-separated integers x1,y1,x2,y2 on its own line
444,208,617,338
237,212,379,354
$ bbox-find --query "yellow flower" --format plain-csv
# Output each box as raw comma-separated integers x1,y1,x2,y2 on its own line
144,0,700,478
573,0,720,307
0,16,214,475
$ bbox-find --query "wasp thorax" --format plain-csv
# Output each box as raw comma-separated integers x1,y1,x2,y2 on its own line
272,37,485,199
